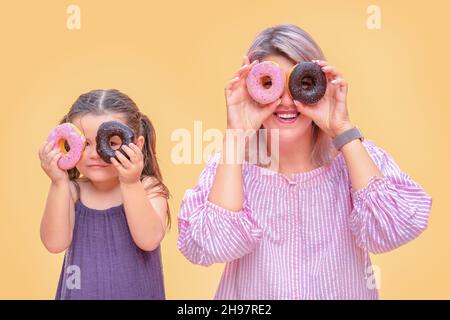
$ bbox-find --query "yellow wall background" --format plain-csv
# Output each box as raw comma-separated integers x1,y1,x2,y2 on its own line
0,0,449,299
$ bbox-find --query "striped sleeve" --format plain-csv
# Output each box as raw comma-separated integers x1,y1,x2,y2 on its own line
349,140,432,254
177,153,262,266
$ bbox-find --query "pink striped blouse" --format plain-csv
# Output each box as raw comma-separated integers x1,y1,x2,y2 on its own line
177,139,432,299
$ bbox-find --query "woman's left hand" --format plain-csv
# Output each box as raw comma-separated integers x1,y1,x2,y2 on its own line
293,60,354,138
111,143,144,184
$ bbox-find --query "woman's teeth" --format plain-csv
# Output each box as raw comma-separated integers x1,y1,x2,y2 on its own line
275,112,300,119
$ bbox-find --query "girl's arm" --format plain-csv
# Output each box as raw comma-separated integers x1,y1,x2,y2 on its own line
120,177,167,252
39,140,76,253
40,180,76,253
109,143,167,252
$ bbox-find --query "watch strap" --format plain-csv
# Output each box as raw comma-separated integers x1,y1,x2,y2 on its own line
332,127,364,150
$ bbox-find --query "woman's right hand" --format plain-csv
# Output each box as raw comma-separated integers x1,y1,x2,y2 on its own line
225,55,281,132
39,140,69,184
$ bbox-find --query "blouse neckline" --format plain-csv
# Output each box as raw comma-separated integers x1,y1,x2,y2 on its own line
242,151,346,189
75,199,124,214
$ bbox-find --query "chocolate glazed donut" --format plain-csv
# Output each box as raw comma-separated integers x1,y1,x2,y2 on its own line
288,61,327,104
96,121,135,164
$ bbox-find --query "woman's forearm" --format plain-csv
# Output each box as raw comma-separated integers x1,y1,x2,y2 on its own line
208,133,245,212
40,181,73,253
341,137,383,191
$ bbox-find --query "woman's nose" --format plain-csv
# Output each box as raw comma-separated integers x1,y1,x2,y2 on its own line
280,85,294,106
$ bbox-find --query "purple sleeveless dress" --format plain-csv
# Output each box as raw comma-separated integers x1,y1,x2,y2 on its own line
55,200,165,300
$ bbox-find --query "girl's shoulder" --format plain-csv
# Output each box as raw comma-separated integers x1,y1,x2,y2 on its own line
69,177,89,203
142,176,169,199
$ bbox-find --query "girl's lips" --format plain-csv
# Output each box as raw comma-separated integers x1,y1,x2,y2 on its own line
88,164,108,168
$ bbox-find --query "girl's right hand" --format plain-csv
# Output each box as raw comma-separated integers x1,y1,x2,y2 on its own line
224,55,281,132
39,140,69,184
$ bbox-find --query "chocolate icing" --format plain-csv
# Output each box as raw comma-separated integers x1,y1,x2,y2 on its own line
96,121,134,164
288,62,327,104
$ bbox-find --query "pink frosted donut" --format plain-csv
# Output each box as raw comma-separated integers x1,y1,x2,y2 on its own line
47,123,86,170
246,61,285,104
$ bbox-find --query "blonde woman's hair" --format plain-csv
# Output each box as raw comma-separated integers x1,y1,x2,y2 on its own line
246,24,338,168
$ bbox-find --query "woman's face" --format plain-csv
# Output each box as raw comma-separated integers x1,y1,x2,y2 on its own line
260,54,313,145
72,113,132,183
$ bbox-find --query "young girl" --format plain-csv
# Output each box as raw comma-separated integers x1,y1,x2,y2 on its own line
39,89,169,300
177,24,432,299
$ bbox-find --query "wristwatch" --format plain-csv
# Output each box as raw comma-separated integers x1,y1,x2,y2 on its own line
332,127,364,151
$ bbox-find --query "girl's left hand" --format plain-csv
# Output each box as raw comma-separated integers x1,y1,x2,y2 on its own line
293,60,354,138
111,143,144,184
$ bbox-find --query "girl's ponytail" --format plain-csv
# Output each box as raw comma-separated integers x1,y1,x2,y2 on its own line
139,113,171,228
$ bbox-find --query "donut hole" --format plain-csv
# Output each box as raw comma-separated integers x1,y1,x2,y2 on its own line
109,135,123,151
301,77,315,91
260,76,273,89
58,139,70,154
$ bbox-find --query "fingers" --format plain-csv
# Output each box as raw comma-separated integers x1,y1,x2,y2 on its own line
293,100,315,119
235,59,258,78
41,147,60,168
225,76,241,95
261,98,282,120
321,66,342,81
331,78,349,98
111,142,144,177
312,59,327,66
225,56,259,97
39,140,54,160
331,78,347,87
49,151,62,169
110,157,125,174
243,55,250,66
267,98,282,112
128,143,143,160
122,143,143,164
226,60,258,96
312,60,343,81
41,148,61,171
114,150,132,169
38,141,47,161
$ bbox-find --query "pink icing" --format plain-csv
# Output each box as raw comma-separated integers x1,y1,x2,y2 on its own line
246,61,285,104
47,123,85,170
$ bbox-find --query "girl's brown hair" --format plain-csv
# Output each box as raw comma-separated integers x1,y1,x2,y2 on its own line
60,89,171,228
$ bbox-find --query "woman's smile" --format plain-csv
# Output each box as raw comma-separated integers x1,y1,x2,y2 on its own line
273,109,301,124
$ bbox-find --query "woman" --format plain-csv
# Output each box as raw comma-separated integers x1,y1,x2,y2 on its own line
177,24,432,299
